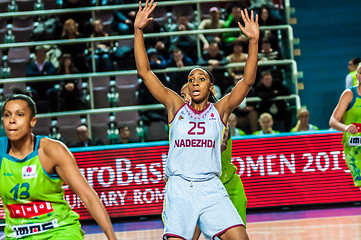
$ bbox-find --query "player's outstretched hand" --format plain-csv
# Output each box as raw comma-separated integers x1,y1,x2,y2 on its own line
134,0,158,30
238,9,259,41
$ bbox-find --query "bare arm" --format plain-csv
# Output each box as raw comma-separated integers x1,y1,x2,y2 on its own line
134,0,184,118
216,10,259,123
329,89,358,134
44,140,117,240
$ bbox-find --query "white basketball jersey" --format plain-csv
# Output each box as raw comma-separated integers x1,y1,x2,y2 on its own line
166,102,225,181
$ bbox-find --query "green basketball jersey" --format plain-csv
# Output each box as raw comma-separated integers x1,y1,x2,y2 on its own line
219,134,237,184
343,87,361,145
0,136,81,239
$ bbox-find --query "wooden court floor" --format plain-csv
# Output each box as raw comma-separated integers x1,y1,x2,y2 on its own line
84,214,361,240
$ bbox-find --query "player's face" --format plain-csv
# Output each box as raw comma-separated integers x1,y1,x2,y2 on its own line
180,86,192,102
357,67,361,83
187,68,213,103
3,100,36,141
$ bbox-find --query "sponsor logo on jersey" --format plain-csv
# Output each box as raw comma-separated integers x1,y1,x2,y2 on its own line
209,112,216,121
349,136,361,146
179,115,184,120
3,172,13,176
174,139,215,148
7,201,54,218
12,219,58,238
22,165,37,179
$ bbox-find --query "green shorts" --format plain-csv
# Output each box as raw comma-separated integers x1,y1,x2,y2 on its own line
223,173,247,227
344,144,361,187
6,222,84,240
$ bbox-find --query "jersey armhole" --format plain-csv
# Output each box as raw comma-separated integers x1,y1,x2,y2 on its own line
346,87,356,111
168,103,186,125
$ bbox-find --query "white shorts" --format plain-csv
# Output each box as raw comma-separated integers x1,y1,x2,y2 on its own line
162,176,244,240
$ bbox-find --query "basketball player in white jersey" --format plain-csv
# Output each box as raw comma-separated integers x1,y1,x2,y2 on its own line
134,1,259,239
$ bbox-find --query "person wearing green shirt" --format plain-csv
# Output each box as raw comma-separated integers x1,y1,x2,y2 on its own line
290,107,319,132
0,94,117,239
330,63,361,188
252,112,280,135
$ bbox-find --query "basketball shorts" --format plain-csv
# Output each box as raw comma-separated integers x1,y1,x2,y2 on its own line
344,144,361,187
162,175,244,240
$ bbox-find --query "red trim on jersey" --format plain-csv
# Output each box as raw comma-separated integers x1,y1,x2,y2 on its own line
187,102,211,114
168,103,187,124
7,201,54,218
163,233,187,240
216,108,226,127
213,224,245,239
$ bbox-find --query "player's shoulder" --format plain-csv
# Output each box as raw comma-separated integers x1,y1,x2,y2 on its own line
39,137,68,154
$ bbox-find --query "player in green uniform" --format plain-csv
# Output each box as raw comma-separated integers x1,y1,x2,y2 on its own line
0,94,117,239
180,85,247,239
330,63,361,188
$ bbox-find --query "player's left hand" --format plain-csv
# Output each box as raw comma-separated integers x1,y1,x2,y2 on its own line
238,9,259,41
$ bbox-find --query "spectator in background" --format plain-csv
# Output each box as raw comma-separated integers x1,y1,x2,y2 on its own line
61,0,92,36
114,124,136,144
258,7,278,26
57,54,88,111
71,124,104,147
87,19,114,72
223,5,247,54
226,40,248,78
290,107,319,132
345,57,361,89
228,113,246,136
26,45,58,113
198,41,229,93
225,72,259,134
198,6,225,51
259,37,281,61
255,71,292,131
112,0,138,35
59,19,87,72
252,112,280,135
169,14,197,62
137,48,168,125
143,14,169,59
166,48,193,93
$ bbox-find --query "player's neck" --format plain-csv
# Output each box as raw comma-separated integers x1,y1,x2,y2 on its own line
190,101,209,112
9,134,34,159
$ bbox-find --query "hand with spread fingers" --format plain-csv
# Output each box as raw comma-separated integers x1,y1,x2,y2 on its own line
134,0,158,30
238,9,259,41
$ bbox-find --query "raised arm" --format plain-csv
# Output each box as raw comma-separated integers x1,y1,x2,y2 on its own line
216,9,259,123
134,0,183,114
43,140,117,240
329,90,358,134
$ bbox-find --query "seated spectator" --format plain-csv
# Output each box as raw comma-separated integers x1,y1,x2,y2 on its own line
61,0,91,36
198,42,229,93
345,57,361,88
70,124,104,147
225,72,259,134
254,70,292,131
258,7,278,26
143,15,169,59
252,112,280,135
259,37,281,61
166,48,193,93
59,19,87,72
226,40,248,78
198,7,225,51
228,113,246,136
113,124,136,144
87,19,114,72
222,4,247,54
57,54,89,111
290,107,319,132
169,14,197,62
26,45,58,113
137,48,168,125
112,0,138,35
